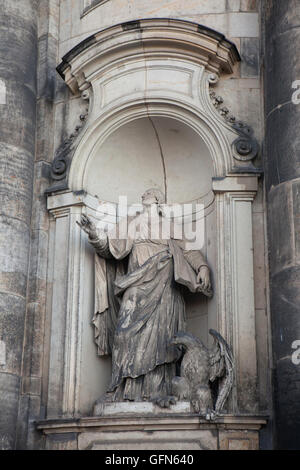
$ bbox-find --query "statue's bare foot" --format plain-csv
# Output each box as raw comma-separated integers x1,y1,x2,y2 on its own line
153,395,177,408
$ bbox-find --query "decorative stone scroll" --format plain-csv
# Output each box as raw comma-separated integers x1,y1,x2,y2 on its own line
209,90,259,163
232,122,259,162
46,92,90,194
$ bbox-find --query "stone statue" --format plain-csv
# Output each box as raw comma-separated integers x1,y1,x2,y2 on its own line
77,188,213,409
171,330,234,419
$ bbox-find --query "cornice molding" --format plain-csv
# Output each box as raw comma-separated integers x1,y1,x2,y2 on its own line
57,18,240,94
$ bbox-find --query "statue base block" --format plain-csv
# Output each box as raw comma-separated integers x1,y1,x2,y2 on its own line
37,404,267,450
93,400,192,416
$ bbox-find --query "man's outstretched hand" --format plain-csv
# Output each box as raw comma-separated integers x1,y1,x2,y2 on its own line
76,214,98,239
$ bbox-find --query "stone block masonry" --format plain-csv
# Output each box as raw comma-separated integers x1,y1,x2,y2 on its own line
0,0,38,450
264,0,300,450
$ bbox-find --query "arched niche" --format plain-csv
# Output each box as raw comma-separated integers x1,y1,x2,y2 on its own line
45,19,261,419
68,100,234,192
82,116,214,204
77,114,218,352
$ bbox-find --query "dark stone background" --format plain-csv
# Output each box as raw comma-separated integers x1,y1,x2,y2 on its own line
264,0,300,450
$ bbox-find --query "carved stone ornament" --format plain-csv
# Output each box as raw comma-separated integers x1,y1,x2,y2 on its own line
45,91,89,194
50,18,246,194
231,121,259,162
50,113,88,180
209,90,259,162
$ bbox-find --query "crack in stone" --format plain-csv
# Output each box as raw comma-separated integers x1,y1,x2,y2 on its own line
148,117,168,204
266,100,293,120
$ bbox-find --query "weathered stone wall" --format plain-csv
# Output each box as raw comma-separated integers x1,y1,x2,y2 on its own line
56,0,262,147
0,0,38,450
15,0,60,450
59,0,259,57
263,0,300,450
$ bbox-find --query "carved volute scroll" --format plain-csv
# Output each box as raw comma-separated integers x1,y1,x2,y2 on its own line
46,89,90,194
208,84,259,166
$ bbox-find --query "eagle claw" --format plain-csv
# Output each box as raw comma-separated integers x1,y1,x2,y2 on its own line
170,330,234,421
153,395,177,408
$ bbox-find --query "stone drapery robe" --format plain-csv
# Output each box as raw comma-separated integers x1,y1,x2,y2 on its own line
89,212,212,401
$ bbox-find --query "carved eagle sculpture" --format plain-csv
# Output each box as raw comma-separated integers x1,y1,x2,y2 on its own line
171,329,234,420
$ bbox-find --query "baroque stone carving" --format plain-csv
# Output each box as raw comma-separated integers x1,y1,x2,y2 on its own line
51,113,88,180
77,188,215,412
231,121,259,162
53,18,248,196
46,92,89,193
209,90,259,162
209,91,234,121
171,329,234,419
207,73,219,85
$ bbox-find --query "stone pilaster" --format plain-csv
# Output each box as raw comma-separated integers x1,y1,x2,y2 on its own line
0,0,38,450
263,0,300,450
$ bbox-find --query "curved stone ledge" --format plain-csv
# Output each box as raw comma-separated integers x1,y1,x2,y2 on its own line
57,18,240,94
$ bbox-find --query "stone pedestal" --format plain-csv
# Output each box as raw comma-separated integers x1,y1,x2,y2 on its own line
37,403,266,450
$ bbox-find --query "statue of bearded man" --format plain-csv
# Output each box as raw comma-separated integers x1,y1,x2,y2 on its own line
77,188,212,409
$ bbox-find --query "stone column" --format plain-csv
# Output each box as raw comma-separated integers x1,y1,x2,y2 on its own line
0,0,37,449
263,0,300,449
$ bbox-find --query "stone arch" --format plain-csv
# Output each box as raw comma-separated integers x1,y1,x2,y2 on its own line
68,99,233,197
47,18,253,195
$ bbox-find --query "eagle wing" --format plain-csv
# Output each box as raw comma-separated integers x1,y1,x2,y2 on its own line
208,329,234,414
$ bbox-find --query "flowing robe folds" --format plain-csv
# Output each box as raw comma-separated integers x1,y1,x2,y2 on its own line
89,213,212,401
